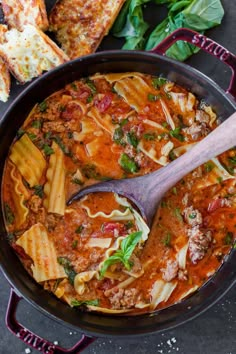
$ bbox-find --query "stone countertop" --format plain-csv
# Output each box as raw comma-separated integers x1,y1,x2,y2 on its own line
1,1,236,353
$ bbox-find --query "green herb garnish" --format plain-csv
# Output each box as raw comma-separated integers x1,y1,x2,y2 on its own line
127,131,139,148
169,127,184,142
75,225,84,234
57,257,77,285
72,240,78,249
100,231,142,277
152,77,167,89
71,299,99,307
147,93,161,102
119,153,139,174
163,232,171,247
4,203,15,225
31,120,42,129
143,132,157,141
174,207,183,222
39,101,48,112
33,185,44,198
224,232,233,245
42,144,54,156
204,161,215,173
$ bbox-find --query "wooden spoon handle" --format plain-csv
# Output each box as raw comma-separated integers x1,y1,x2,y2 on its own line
147,111,236,195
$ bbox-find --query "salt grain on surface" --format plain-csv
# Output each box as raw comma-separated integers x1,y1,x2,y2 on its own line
25,349,31,354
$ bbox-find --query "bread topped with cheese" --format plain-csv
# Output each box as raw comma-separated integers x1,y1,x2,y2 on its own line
0,24,69,84
0,57,11,102
1,0,49,31
49,0,126,59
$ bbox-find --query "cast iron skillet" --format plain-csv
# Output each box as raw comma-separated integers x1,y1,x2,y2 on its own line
1,28,236,354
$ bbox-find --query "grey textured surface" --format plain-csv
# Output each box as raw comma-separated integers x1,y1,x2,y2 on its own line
1,1,236,353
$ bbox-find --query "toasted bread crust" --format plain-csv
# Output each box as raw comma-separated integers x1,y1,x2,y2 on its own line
1,0,49,31
0,57,10,102
0,25,69,84
49,0,126,59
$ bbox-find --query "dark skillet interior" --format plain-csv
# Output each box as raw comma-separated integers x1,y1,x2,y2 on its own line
0,51,236,337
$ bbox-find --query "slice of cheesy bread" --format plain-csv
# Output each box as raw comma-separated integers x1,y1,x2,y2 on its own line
49,0,126,59
0,24,69,84
0,57,10,102
1,0,49,31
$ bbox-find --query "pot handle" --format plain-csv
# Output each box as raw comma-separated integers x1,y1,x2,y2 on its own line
6,288,96,354
151,27,236,99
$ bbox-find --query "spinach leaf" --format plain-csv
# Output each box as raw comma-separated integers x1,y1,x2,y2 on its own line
4,203,15,225
71,299,99,307
57,257,77,285
100,231,142,277
113,127,126,146
127,131,139,148
169,127,185,142
33,185,44,198
119,153,139,173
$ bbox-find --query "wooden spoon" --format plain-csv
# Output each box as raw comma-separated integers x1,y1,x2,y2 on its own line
68,112,236,226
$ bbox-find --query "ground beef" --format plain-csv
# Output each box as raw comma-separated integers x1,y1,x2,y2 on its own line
183,206,203,227
178,269,188,281
161,259,179,282
105,287,139,309
28,195,42,213
188,227,212,264
42,121,65,133
195,109,210,124
128,254,143,276
46,213,60,231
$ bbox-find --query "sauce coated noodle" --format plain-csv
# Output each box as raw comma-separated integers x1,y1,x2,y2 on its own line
2,72,236,314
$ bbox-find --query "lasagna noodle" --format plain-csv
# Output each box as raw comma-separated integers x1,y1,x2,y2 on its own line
1,0,49,31
16,223,66,282
92,72,145,83
9,161,30,227
114,76,152,112
150,280,177,310
88,107,117,135
9,133,46,187
44,141,66,215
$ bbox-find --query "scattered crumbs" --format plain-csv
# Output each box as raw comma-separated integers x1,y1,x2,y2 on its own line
25,349,31,354
176,348,179,351
172,337,177,343
53,341,58,345
167,339,172,347
119,346,122,350
158,350,163,354
69,331,73,335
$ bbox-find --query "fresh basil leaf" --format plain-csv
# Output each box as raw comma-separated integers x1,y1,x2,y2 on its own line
112,0,151,50
71,299,99,307
146,0,224,61
119,153,139,173
100,231,142,277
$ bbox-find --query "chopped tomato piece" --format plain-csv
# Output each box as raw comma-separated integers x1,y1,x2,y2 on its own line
95,94,112,112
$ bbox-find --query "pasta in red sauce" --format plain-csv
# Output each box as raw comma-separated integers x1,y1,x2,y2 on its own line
2,72,236,314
